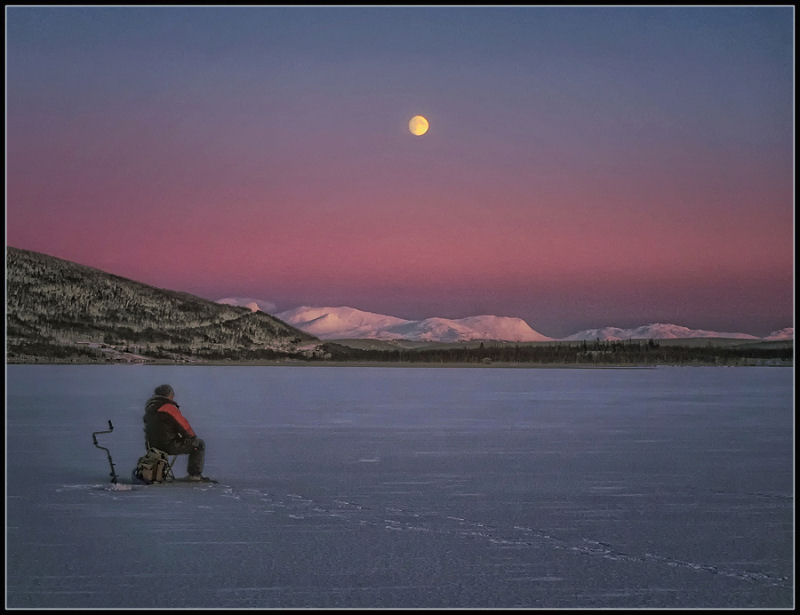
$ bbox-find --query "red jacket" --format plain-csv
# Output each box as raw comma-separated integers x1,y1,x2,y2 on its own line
143,395,196,450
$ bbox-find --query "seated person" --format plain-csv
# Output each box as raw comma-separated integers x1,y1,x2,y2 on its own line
143,384,207,481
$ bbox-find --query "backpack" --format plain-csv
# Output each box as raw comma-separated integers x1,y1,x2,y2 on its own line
133,447,172,484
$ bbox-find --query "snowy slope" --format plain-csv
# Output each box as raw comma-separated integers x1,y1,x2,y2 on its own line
764,328,794,341
217,296,277,313
414,316,552,342
561,323,762,341
274,306,412,340
272,306,553,342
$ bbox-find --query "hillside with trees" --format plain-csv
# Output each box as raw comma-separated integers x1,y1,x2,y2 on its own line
6,247,318,363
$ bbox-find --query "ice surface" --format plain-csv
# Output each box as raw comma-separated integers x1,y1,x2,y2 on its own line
5,365,794,608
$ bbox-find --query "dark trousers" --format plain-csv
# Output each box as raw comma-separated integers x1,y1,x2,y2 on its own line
165,437,205,476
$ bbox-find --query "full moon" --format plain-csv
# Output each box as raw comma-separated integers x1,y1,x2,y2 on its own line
409,115,429,136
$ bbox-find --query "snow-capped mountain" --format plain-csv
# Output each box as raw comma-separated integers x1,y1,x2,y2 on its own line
217,297,277,313
764,328,794,341
216,299,791,343
561,323,762,342
273,306,412,340
272,306,554,342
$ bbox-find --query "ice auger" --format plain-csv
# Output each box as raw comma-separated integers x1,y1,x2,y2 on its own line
92,420,118,484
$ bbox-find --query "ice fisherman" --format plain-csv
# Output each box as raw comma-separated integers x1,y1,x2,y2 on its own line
143,384,207,481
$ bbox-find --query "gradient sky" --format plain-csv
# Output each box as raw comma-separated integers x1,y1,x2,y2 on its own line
6,6,794,337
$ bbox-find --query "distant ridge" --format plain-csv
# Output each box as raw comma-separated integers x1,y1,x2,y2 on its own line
274,306,411,340
6,247,317,363
562,323,766,342
217,297,277,314
219,300,791,343
271,306,555,342
764,327,794,341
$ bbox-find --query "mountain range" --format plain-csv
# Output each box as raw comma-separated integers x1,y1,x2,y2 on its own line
218,301,793,343
4,245,791,368
274,306,554,343
562,324,792,342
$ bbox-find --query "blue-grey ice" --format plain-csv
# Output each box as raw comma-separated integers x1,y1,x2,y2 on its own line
5,365,794,608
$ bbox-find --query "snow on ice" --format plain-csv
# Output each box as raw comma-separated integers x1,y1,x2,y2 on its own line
5,364,793,609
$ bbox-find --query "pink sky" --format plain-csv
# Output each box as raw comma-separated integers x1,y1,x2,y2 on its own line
6,7,794,337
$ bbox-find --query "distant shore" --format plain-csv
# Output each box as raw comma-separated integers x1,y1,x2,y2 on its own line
6,358,792,368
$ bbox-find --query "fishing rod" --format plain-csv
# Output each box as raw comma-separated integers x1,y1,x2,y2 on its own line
92,420,118,484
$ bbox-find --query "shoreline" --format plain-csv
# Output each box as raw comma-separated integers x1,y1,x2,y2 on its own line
5,359,793,369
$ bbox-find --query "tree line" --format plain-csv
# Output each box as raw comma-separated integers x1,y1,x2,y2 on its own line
316,340,793,366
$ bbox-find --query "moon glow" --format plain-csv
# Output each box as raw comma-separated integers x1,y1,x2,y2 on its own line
409,115,429,136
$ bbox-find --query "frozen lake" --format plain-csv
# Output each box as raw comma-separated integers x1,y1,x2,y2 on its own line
5,364,794,608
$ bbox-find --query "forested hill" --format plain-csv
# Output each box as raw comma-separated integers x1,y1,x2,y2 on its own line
6,246,318,363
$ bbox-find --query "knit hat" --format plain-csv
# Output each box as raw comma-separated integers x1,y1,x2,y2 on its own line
154,384,174,397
